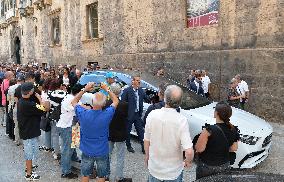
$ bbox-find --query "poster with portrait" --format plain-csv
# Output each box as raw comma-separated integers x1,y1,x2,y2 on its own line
187,0,219,28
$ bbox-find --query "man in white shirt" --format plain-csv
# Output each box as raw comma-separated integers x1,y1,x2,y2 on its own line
235,74,249,110
56,84,82,179
201,70,211,98
144,85,194,182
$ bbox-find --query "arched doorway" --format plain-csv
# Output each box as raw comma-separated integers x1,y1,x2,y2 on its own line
14,36,21,64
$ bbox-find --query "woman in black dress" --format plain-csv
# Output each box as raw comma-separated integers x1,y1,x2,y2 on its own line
195,101,240,179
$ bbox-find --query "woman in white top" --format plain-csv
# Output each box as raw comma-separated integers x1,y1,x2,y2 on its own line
59,67,75,93
47,79,67,160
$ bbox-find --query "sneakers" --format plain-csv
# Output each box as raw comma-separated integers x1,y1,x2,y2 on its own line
127,146,135,153
25,165,38,173
53,153,61,160
39,146,52,152
61,172,78,179
25,172,40,181
118,178,133,182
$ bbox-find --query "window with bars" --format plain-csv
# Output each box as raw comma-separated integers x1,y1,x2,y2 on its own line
87,2,98,38
1,1,4,17
51,16,60,44
9,0,13,9
4,0,7,13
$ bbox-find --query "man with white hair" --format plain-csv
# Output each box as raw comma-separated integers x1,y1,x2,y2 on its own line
201,70,211,98
107,83,132,182
71,82,119,182
235,74,249,110
144,85,194,182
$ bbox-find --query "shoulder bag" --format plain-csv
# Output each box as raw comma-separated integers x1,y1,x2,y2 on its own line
215,125,236,165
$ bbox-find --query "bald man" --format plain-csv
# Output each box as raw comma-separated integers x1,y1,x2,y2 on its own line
72,83,119,182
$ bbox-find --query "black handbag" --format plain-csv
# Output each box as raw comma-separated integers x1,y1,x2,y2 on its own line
40,114,51,132
8,109,13,120
215,125,237,165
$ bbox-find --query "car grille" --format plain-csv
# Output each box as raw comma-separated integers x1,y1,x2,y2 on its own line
262,133,272,148
238,150,265,168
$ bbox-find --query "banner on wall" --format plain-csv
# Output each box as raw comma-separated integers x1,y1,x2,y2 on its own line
187,0,219,28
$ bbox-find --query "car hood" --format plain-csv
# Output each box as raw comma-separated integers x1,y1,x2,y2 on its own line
186,102,273,136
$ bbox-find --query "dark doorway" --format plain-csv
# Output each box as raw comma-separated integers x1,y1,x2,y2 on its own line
15,36,21,64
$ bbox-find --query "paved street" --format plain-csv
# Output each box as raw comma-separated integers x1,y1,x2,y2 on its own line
0,122,283,182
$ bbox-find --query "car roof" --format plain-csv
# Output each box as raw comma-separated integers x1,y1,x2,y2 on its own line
79,70,158,91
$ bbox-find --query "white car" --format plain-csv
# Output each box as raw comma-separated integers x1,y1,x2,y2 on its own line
78,71,273,169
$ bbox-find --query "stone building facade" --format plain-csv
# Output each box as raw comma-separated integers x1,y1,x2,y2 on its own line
0,0,283,124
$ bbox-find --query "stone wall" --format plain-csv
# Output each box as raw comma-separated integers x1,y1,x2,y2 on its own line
0,0,283,123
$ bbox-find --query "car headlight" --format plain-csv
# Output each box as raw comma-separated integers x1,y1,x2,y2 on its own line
240,134,260,145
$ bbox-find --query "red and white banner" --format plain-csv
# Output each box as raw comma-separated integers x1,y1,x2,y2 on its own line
187,0,219,28
188,11,218,28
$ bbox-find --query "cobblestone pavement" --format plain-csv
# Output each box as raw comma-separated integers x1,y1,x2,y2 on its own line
0,122,283,182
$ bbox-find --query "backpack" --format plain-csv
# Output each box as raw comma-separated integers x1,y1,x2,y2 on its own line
49,104,61,121
47,91,66,121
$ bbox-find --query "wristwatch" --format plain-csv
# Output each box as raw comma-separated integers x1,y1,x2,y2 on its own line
81,88,86,92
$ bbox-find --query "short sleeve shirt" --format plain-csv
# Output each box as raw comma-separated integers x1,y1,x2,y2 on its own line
144,107,193,180
75,105,115,157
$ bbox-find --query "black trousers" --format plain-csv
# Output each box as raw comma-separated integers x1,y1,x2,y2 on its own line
196,160,230,180
6,108,15,140
126,112,144,148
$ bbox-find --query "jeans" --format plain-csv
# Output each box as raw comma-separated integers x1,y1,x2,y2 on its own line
109,141,125,181
23,137,39,161
0,106,5,125
148,171,183,182
58,127,79,175
44,131,51,148
126,112,144,147
81,153,109,178
196,161,230,180
13,108,21,144
51,120,60,154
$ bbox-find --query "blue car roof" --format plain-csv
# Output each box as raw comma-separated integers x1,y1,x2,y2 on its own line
78,71,158,91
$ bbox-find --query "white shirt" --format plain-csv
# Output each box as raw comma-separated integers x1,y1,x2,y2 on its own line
41,91,49,102
202,75,211,93
236,80,249,102
63,75,70,86
47,90,67,107
7,83,20,110
56,94,75,128
144,107,193,180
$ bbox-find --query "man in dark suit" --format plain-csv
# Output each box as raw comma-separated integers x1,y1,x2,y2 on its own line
121,75,147,154
189,73,204,96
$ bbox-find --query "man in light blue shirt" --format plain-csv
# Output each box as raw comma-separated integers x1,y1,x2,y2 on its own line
100,72,116,97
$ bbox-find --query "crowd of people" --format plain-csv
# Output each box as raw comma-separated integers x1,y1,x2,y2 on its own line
187,69,211,99
0,62,243,182
187,69,249,110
